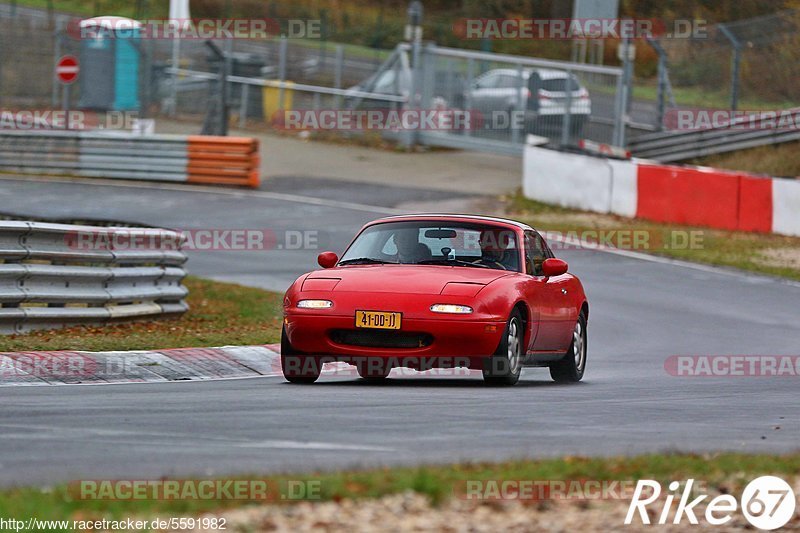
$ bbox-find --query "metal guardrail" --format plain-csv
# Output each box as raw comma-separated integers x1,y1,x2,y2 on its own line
165,67,408,103
0,221,188,334
0,130,188,181
0,130,260,186
629,108,800,162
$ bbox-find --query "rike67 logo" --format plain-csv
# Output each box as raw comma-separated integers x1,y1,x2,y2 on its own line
625,476,797,530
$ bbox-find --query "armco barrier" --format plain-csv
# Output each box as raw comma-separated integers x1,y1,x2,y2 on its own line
0,221,188,334
523,144,800,237
0,130,260,187
186,136,259,187
628,108,800,163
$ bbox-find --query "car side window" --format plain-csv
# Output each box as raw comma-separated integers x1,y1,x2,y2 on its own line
524,231,548,276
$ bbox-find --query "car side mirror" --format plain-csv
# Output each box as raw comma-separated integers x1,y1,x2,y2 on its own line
542,258,568,277
317,251,338,269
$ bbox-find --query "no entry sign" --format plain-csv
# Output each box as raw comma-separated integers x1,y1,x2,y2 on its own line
56,55,80,84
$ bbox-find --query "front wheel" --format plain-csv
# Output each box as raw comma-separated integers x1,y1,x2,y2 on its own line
483,310,523,386
549,312,587,382
281,327,321,384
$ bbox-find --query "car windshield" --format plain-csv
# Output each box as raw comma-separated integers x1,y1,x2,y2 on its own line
339,221,521,272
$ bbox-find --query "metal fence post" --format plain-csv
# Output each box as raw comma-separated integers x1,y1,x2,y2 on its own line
223,41,232,135
718,24,741,111
511,63,523,145
612,37,633,147
169,37,180,117
62,82,71,130
52,27,62,107
611,71,625,146
201,40,229,136
278,36,287,110
404,0,423,149
238,82,249,128
645,37,668,131
409,36,422,149
464,57,474,138
334,45,343,108
141,38,153,119
445,57,453,105
560,69,574,147
0,20,4,106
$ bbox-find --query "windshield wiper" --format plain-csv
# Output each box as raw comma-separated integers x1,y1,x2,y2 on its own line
417,258,492,269
337,257,397,266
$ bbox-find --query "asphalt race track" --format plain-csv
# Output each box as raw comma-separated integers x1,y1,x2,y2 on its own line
1,175,798,488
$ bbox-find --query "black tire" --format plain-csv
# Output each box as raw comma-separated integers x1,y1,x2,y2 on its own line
356,358,391,382
482,310,523,386
280,327,321,384
549,311,587,383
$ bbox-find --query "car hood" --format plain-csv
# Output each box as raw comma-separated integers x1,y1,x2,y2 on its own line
303,265,511,294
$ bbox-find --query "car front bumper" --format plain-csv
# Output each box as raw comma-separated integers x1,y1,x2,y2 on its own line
284,312,506,365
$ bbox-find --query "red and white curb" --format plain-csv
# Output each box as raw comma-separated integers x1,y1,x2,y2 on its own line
0,345,283,386
0,345,484,386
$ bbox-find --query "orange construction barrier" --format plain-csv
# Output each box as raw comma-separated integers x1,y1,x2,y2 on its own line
186,136,260,188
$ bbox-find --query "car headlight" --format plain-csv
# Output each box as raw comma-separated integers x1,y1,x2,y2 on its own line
297,299,333,309
430,303,473,314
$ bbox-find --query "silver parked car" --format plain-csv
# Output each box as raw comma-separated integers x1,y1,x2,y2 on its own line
465,68,591,136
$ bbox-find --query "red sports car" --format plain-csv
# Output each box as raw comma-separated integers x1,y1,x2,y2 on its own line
281,214,588,385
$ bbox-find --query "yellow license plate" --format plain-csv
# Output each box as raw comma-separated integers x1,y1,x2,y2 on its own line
355,310,402,330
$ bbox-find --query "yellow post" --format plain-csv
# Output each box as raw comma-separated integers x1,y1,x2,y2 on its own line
263,81,294,125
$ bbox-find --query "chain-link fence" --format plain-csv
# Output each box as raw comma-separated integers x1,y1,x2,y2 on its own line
414,44,622,153
648,10,799,122
160,36,390,123
0,12,75,109
0,6,624,155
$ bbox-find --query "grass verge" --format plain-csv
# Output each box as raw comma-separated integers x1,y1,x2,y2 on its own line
1,453,797,520
507,192,800,281
0,277,284,353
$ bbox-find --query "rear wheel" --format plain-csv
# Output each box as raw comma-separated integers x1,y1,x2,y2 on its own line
549,312,587,382
482,310,523,386
280,327,321,384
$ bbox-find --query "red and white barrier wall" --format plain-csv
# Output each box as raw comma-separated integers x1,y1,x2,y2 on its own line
523,145,800,237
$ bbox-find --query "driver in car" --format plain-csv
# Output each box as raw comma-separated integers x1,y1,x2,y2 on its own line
394,230,433,263
473,229,513,270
